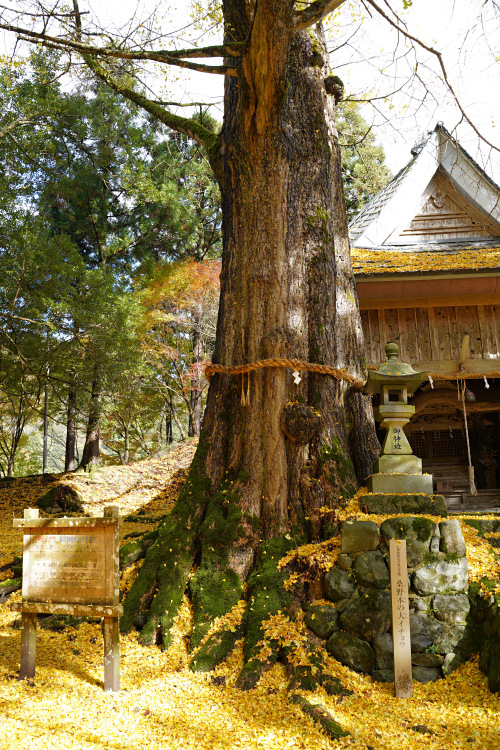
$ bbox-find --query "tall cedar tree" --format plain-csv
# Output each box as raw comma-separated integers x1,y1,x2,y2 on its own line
4,1,380,684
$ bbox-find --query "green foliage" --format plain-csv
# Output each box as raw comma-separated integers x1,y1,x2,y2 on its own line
336,102,392,220
0,51,222,473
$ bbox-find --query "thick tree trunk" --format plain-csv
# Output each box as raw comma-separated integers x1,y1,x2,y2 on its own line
65,379,77,472
188,310,203,438
123,423,130,464
122,3,378,679
42,364,49,474
165,411,173,445
79,366,102,471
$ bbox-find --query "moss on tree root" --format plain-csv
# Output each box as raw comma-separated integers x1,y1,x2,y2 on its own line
120,439,212,645
285,645,352,696
189,483,248,649
190,625,244,672
290,694,350,740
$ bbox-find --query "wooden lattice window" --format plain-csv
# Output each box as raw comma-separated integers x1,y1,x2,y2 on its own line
407,429,465,459
408,431,425,458
431,429,465,458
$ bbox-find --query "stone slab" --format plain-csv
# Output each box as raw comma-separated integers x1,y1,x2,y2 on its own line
341,520,380,553
374,455,423,475
367,473,433,494
362,493,447,517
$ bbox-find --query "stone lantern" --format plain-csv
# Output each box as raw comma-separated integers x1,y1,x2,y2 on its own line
364,342,433,494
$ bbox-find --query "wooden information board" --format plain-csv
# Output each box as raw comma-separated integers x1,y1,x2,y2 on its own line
10,506,122,691
389,539,413,698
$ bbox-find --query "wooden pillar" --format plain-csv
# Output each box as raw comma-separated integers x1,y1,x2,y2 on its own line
20,613,37,679
103,617,120,692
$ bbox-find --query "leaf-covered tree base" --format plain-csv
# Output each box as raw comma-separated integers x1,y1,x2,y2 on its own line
120,482,352,700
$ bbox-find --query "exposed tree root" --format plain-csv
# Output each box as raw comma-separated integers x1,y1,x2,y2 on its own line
120,441,212,646
190,624,244,673
290,694,350,740
120,464,353,703
284,642,352,696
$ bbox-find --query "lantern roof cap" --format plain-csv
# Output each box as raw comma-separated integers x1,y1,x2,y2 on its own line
364,342,427,394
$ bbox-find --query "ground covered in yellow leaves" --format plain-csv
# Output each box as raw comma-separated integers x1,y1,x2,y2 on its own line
1,452,500,749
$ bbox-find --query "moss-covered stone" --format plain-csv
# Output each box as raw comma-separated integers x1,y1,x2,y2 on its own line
326,631,375,673
341,520,380,553
352,550,390,589
340,588,391,640
364,493,447,517
304,604,339,639
323,566,356,602
439,520,466,556
36,484,83,513
380,516,435,566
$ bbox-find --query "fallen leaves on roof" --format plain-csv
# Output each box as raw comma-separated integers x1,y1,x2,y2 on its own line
351,246,500,275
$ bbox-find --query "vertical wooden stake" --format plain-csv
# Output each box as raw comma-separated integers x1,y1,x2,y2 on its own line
19,613,37,679
103,616,120,692
389,539,413,698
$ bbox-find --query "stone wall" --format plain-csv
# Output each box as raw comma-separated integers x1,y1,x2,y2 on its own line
469,580,500,692
304,517,477,684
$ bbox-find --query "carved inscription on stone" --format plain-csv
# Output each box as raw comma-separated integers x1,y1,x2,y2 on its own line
26,528,107,604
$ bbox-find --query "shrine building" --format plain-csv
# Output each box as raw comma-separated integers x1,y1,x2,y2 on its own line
350,123,500,511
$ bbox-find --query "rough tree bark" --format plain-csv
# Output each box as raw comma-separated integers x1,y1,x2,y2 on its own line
6,0,379,686
119,3,378,681
64,378,77,472
79,365,102,471
188,309,203,438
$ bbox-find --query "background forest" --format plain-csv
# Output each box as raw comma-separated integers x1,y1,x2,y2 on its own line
0,51,389,477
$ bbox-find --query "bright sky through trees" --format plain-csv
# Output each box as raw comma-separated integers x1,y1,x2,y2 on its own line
34,0,498,177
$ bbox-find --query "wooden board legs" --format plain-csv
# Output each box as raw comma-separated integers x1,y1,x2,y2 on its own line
19,613,36,679
103,616,120,692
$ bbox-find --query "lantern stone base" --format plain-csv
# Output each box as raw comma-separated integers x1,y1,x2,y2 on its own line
373,454,422,475
361,492,447,517
367,472,433,494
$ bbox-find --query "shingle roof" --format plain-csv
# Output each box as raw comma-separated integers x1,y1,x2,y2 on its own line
349,158,415,243
349,123,500,249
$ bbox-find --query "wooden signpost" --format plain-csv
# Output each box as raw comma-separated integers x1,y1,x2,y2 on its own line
389,539,413,698
10,506,122,691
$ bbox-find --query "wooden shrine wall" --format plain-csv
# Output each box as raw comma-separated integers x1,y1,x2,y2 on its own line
361,303,500,371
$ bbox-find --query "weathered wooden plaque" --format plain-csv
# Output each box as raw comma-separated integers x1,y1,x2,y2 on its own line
11,506,122,691
389,539,413,698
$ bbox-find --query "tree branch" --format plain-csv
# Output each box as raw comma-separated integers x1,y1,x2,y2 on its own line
293,0,347,32
1,22,238,76
365,0,500,154
0,118,36,139
77,53,223,182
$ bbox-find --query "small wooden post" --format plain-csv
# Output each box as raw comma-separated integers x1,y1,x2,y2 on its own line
103,616,120,692
19,613,37,679
103,505,120,692
389,539,413,698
